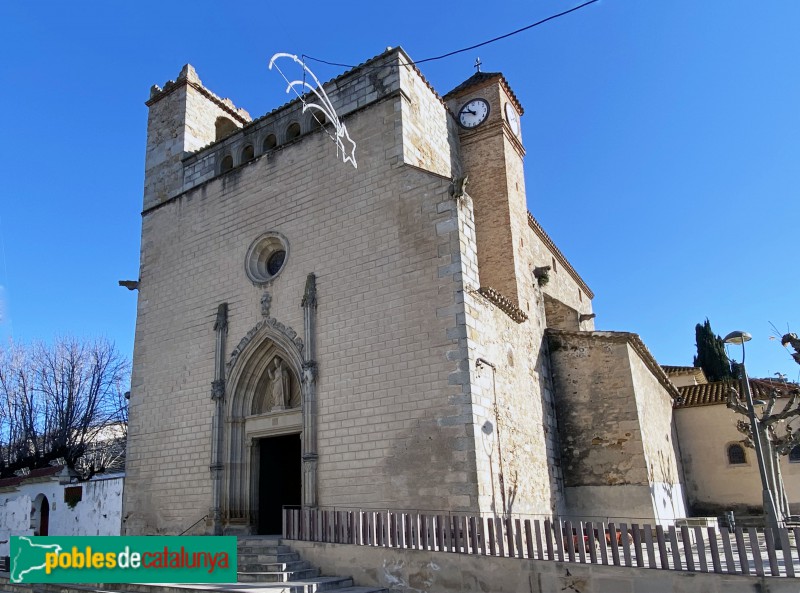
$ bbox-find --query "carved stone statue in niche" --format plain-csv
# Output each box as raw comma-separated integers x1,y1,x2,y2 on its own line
267,357,291,410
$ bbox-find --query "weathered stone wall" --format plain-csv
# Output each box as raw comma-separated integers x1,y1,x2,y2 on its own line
527,216,594,332
627,344,687,522
548,331,684,521
398,59,461,179
543,294,580,331
289,540,789,593
675,404,800,516
456,188,562,517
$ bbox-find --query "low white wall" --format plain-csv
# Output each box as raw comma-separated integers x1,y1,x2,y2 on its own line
0,474,124,556
289,540,794,593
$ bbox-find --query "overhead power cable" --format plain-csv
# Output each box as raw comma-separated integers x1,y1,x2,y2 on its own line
303,0,600,70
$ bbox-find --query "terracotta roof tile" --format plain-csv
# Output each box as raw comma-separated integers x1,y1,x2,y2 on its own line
661,365,708,385
676,378,800,408
0,465,63,488
662,365,697,374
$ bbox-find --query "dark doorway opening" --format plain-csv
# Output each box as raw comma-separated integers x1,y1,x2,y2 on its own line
40,496,50,536
257,433,301,534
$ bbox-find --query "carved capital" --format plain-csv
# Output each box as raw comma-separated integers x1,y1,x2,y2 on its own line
301,361,318,386
211,379,226,401
301,273,317,309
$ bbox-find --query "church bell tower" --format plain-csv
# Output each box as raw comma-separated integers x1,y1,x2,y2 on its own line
444,68,528,308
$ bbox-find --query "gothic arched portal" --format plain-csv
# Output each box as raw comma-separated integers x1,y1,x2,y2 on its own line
222,318,315,534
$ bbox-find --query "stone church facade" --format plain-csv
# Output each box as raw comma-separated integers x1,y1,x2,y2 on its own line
124,47,686,535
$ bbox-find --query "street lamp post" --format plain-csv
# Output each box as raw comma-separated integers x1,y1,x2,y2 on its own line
723,330,784,531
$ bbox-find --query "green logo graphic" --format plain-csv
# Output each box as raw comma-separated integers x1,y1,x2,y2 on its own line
10,536,237,583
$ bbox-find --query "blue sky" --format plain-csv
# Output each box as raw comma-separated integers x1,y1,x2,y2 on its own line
0,1,798,379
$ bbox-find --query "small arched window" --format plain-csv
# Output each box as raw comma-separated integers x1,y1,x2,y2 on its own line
241,145,254,162
727,443,746,465
790,445,800,463
286,122,301,141
215,117,238,141
310,112,327,128
263,134,277,152
220,155,233,174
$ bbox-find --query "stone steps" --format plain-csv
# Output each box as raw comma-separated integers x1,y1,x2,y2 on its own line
238,545,293,555
239,553,303,564
238,561,310,572
237,568,321,583
232,538,385,592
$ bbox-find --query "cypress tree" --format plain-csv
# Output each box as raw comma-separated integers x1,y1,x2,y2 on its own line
693,319,735,381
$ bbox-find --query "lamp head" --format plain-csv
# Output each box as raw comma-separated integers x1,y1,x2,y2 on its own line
723,331,752,345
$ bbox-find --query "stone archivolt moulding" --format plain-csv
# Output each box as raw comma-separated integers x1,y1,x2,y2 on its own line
227,317,303,375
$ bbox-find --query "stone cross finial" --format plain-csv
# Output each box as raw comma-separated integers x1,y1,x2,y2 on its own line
474,58,482,73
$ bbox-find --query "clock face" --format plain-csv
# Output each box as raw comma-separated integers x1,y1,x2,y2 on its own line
458,99,490,129
505,103,520,138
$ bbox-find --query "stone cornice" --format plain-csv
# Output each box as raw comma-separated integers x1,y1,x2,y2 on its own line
478,286,528,323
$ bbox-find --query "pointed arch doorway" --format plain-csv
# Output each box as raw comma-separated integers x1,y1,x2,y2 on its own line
222,319,317,534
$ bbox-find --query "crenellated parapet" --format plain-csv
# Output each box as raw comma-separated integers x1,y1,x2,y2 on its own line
142,50,407,213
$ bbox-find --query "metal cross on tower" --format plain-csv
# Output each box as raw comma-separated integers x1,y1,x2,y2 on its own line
474,57,482,73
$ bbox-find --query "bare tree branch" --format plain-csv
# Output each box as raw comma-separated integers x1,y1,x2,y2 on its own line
0,338,129,479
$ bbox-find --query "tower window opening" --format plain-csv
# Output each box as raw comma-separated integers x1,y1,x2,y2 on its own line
220,155,233,173
286,122,301,141
263,134,277,151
